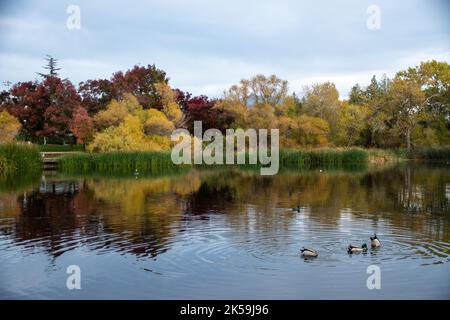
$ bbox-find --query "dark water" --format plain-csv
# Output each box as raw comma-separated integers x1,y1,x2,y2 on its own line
0,163,449,299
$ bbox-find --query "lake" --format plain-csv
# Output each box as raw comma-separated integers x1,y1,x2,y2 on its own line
0,163,449,299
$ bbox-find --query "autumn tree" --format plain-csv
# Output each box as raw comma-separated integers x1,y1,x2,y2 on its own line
2,76,80,143
209,99,240,132
0,110,21,143
388,77,426,151
88,115,148,152
79,64,168,114
224,74,288,108
70,106,94,145
142,109,175,136
296,115,330,147
93,93,142,130
275,95,301,118
154,82,184,127
247,103,278,129
278,114,329,147
397,60,450,145
349,84,367,105
182,95,218,131
88,93,176,152
335,102,369,146
348,75,391,148
301,82,340,141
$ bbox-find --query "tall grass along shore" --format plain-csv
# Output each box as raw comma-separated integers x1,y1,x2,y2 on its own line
59,148,369,174
279,148,368,169
0,143,41,176
59,151,189,174
5,145,447,177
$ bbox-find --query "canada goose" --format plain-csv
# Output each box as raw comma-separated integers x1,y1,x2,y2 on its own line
347,243,368,253
292,205,301,212
370,234,381,248
300,247,318,258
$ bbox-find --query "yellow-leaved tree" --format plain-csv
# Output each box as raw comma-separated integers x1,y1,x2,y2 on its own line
93,94,142,130
154,82,184,127
142,109,175,136
88,91,179,152
335,102,369,146
294,115,330,147
0,111,21,143
88,115,146,152
278,114,329,148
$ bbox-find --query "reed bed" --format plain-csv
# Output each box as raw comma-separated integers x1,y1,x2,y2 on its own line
279,148,368,169
60,148,369,174
0,143,41,176
38,144,85,152
59,151,189,174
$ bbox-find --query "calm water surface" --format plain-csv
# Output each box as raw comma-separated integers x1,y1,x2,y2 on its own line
0,163,449,299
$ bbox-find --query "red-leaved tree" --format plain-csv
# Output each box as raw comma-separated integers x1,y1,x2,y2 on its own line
79,64,168,114
70,106,94,145
2,76,81,142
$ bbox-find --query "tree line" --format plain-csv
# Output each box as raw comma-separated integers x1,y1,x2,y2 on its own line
0,56,448,152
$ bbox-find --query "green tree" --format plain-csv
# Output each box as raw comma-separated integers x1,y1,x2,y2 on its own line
36,55,61,78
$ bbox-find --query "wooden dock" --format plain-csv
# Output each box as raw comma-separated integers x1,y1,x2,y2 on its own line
40,151,81,170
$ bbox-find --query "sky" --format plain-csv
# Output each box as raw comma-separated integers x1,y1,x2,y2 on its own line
0,0,449,98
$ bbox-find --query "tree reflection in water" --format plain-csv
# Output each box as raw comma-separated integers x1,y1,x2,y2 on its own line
0,163,448,261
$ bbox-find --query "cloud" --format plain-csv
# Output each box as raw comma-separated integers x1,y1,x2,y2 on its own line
0,0,449,97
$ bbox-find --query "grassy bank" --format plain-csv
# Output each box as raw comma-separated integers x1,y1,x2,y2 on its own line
59,151,189,174
0,143,41,176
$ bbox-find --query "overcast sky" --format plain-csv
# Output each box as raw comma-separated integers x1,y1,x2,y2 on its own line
0,0,449,98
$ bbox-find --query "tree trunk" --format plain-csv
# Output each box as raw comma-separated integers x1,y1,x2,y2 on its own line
406,127,411,153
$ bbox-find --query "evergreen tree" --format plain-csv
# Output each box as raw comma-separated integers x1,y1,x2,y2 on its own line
37,55,61,78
